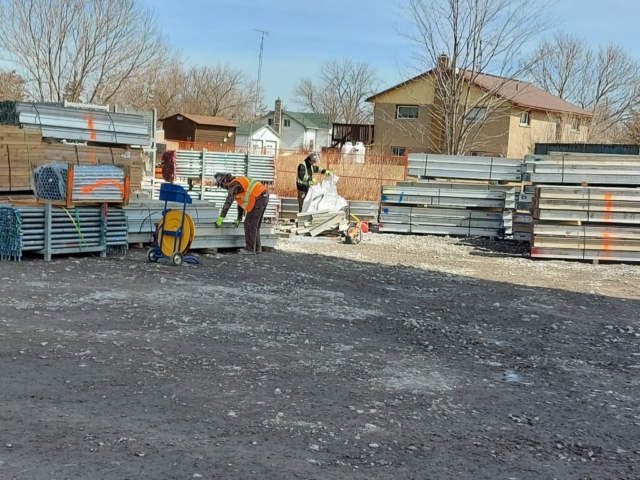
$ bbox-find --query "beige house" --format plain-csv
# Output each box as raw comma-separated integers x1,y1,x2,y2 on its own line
367,69,592,159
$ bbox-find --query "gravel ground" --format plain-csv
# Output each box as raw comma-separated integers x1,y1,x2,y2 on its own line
1,233,639,480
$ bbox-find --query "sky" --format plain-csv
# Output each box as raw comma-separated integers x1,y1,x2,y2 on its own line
151,0,640,111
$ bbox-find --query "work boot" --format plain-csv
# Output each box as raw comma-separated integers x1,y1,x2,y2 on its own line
256,247,262,254
238,248,255,255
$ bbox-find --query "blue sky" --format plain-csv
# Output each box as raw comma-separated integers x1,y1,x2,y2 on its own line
152,0,640,110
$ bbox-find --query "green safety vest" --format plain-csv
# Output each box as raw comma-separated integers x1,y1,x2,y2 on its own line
297,162,311,187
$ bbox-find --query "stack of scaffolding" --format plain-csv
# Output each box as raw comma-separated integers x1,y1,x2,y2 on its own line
379,154,522,238
524,153,640,262
0,204,128,262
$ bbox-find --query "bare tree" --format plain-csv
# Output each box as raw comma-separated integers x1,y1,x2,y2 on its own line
0,0,166,104
182,65,260,121
524,33,640,141
112,54,188,119
0,69,26,100
293,58,379,124
389,0,553,155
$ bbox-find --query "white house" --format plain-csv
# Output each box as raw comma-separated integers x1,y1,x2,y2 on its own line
235,122,280,156
256,99,332,152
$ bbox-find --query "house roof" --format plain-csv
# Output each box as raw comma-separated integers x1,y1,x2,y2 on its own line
262,110,332,130
367,70,592,117
236,122,281,137
161,113,237,128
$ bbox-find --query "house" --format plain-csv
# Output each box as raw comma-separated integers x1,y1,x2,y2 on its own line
160,113,237,149
256,99,332,152
366,62,592,159
235,122,280,156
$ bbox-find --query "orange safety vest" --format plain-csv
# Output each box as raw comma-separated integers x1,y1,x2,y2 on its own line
231,176,267,212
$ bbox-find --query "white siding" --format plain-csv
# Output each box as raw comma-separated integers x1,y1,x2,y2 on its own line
235,126,280,156
257,113,332,151
304,130,317,150
315,128,332,149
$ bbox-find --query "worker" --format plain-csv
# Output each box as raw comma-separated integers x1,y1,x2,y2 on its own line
296,151,331,212
214,173,268,255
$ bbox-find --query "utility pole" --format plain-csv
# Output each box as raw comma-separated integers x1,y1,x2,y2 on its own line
248,29,269,154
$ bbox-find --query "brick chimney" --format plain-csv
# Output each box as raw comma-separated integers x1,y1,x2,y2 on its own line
437,54,450,71
274,98,283,135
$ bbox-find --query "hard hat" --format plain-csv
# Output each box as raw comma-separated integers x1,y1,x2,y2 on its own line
308,152,320,164
214,172,234,189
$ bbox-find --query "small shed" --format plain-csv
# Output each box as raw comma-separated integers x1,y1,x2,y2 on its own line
161,113,237,148
235,122,280,156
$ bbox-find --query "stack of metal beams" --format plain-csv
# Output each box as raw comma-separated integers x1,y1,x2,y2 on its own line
173,150,276,185
379,175,519,238
247,154,276,183
123,200,277,249
408,154,523,182
0,203,128,262
0,101,150,146
33,163,126,202
518,153,640,261
531,185,640,262
524,153,640,184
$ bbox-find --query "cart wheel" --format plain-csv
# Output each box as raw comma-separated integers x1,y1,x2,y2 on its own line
147,248,158,263
171,252,183,266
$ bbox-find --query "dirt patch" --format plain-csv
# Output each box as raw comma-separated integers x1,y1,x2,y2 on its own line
1,234,639,479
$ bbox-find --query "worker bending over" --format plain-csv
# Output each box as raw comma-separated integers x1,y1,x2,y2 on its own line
214,173,268,255
296,152,331,212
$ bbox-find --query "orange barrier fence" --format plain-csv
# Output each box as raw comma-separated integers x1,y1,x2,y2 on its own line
159,145,409,201
273,150,407,201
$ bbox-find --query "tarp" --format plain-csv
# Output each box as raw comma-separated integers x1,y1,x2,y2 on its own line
301,174,348,213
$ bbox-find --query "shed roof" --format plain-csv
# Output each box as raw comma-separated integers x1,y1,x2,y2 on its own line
236,122,281,137
260,110,332,129
161,113,237,128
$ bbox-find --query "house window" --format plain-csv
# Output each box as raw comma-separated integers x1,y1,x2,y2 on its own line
396,106,419,120
284,119,291,127
391,146,407,157
466,107,487,123
520,111,531,127
268,118,274,126
571,118,580,132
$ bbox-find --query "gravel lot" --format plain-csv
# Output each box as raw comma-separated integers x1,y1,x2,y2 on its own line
1,233,639,479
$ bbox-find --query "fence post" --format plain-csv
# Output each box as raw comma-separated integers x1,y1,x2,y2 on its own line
200,148,206,200
404,150,410,180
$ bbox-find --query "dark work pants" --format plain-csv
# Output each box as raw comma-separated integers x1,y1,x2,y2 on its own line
245,193,269,252
297,190,307,213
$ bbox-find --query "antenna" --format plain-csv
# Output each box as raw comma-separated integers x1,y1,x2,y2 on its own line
248,29,269,153
254,29,269,118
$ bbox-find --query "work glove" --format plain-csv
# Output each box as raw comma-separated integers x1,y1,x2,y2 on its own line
325,170,332,176
215,216,224,228
310,178,318,186
234,219,241,227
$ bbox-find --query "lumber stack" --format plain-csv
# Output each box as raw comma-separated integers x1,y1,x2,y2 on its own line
295,210,348,237
0,126,145,193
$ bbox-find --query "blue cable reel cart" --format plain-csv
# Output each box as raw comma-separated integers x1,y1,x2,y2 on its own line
147,183,200,266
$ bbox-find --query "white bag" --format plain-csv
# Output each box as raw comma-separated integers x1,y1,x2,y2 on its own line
301,174,348,213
